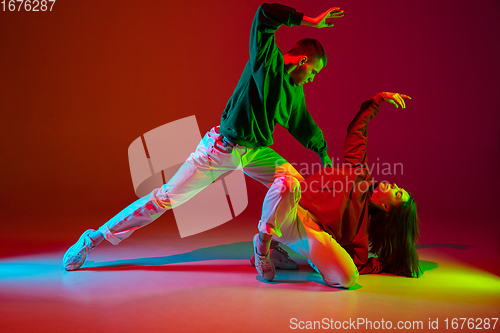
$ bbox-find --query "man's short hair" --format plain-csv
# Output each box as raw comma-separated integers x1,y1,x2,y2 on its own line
286,38,327,66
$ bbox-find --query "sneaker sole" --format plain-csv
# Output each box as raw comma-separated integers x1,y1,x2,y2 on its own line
63,229,95,271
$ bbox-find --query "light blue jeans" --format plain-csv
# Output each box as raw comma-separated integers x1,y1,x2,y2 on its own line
98,126,303,244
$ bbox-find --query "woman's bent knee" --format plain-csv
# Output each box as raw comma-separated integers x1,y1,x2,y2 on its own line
273,175,300,190
341,269,359,288
273,176,301,201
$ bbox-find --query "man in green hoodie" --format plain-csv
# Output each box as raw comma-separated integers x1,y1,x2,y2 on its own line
63,3,344,280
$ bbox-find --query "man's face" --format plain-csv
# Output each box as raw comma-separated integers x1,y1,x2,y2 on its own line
371,183,410,211
290,57,324,86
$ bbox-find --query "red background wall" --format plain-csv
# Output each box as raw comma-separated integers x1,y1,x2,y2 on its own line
1,1,499,262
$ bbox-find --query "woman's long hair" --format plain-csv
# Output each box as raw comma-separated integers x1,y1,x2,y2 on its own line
368,194,421,277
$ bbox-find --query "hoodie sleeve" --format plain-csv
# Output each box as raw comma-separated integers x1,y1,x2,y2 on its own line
343,98,381,166
286,97,328,157
249,3,303,68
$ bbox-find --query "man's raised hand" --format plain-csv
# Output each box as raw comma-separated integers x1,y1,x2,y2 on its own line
302,7,344,28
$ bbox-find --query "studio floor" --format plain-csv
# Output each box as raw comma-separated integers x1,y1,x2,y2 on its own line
1,214,499,333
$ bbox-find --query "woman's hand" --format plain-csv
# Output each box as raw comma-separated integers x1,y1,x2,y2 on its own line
374,92,412,109
302,7,344,28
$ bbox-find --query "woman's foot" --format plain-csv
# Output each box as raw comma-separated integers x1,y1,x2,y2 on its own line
253,233,275,281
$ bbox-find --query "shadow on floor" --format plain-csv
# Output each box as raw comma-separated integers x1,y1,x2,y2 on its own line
83,241,444,288
84,241,351,290
87,241,462,270
417,243,477,250
86,241,255,269
420,260,439,273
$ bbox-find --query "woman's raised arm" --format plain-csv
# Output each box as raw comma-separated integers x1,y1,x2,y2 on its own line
373,92,411,108
343,92,411,165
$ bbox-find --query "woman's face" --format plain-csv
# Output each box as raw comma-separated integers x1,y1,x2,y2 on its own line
371,183,410,212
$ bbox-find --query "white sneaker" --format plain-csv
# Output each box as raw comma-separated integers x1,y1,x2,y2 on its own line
253,234,275,281
250,240,299,270
63,229,95,271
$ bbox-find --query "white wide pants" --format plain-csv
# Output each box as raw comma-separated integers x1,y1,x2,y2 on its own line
98,126,303,245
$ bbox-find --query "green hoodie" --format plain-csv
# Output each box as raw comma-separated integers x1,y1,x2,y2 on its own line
220,3,328,158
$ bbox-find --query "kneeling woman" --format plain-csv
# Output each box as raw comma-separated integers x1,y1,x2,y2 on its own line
252,92,420,288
